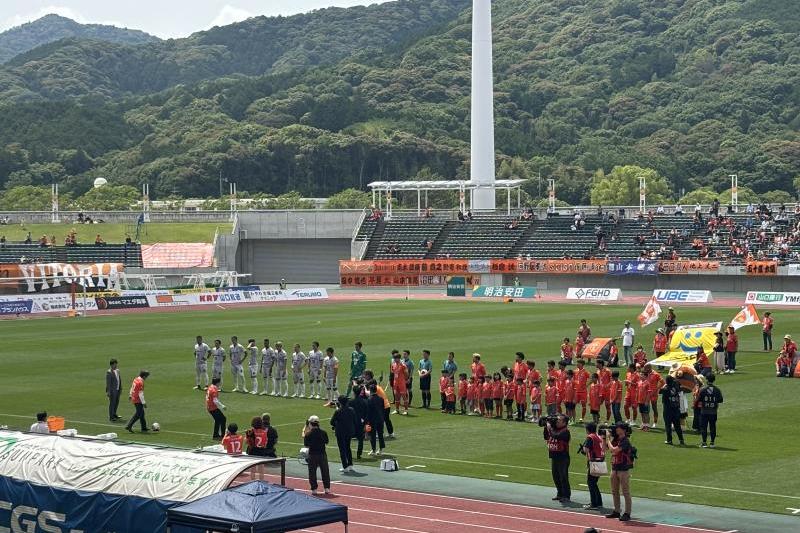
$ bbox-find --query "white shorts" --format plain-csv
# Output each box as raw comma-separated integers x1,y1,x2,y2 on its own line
249,366,259,379
309,369,321,381
212,365,223,379
196,363,207,373
292,371,304,383
276,367,287,380
326,378,338,390
232,363,243,376
262,363,273,378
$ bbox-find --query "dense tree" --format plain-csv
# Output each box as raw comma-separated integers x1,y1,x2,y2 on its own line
0,185,52,210
759,190,795,205
590,166,673,206
71,185,140,211
678,188,717,206
326,188,372,209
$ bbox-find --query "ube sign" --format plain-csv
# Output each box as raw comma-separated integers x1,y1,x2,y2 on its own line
653,289,712,303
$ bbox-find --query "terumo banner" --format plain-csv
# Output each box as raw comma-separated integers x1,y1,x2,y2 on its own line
744,291,800,306
653,289,713,303
567,288,622,301
0,263,124,293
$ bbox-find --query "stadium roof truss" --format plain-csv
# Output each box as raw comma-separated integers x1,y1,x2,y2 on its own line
368,180,527,216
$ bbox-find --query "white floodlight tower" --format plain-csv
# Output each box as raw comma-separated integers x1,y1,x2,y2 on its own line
470,0,496,211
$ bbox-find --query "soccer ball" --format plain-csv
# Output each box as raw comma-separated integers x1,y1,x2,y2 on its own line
152,422,160,432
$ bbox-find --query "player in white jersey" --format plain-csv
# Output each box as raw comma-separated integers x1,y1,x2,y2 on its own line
323,347,339,406
247,339,260,394
194,335,211,390
229,336,246,392
260,338,275,396
290,344,307,398
306,341,324,399
210,339,226,390
273,342,288,397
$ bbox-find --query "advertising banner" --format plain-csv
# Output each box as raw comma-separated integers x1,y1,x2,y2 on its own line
788,264,800,276
340,274,480,287
467,260,491,274
744,291,800,306
446,276,466,297
607,260,658,276
0,299,33,315
653,289,713,303
472,285,537,298
745,260,778,276
95,295,150,310
566,288,621,301
658,260,720,275
0,263,124,293
490,259,607,274
0,293,99,313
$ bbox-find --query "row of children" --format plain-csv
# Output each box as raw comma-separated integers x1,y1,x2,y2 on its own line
434,352,667,431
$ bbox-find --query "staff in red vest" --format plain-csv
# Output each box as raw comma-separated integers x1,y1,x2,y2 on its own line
125,370,150,433
653,329,668,357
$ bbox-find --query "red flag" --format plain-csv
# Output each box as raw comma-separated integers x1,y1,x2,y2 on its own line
729,304,760,330
638,296,662,327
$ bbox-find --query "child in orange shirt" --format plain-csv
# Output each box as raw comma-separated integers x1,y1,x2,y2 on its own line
563,369,576,424
457,373,468,414
588,374,602,425
624,363,639,424
560,337,574,365
439,370,449,413
545,377,559,416
492,373,504,418
503,375,516,420
445,379,456,414
595,360,612,422
221,423,244,455
514,378,527,421
530,380,542,422
575,335,586,357
633,345,648,367
467,377,478,415
637,369,651,431
609,370,623,424
481,376,492,418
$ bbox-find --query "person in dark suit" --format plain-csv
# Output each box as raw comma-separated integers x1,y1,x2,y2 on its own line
350,385,369,460
106,359,122,421
330,395,357,473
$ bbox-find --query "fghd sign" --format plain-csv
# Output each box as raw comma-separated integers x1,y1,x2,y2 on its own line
567,288,621,301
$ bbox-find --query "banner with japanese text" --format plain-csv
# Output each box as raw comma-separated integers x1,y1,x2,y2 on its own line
658,260,720,275
489,259,607,274
745,260,778,276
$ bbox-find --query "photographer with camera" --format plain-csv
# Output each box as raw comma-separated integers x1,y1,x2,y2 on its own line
605,423,634,522
542,414,571,503
302,415,331,495
579,422,606,510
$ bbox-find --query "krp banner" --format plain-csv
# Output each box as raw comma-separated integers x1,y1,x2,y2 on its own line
650,322,722,368
607,260,658,276
472,286,537,298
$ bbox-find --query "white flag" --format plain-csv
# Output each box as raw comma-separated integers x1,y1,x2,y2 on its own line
638,296,661,327
729,304,760,330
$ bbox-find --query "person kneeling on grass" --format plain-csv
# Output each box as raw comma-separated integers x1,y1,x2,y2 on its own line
776,351,792,377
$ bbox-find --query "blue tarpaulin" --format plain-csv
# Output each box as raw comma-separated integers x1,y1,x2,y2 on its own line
166,481,348,533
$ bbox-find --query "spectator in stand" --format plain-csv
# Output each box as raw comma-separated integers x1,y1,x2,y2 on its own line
95,234,106,245
30,412,50,434
24,232,32,244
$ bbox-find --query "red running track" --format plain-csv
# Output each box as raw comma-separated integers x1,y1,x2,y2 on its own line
237,474,725,533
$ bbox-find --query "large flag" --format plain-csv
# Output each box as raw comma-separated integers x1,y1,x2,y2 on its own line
638,296,661,327
651,322,723,368
729,304,761,330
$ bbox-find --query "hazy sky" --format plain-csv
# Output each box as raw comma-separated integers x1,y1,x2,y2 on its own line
0,1,395,39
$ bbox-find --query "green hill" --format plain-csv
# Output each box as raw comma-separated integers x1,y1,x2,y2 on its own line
0,0,797,204
0,14,159,64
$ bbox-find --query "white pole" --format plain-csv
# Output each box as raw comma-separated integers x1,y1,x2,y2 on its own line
548,179,556,213
51,184,60,223
143,183,151,222
730,174,738,212
639,176,646,213
470,0,496,210
506,187,510,215
417,190,421,216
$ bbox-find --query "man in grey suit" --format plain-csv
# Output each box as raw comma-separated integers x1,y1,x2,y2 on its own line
106,359,122,422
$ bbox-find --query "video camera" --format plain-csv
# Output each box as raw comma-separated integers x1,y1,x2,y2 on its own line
537,415,560,428
597,424,613,437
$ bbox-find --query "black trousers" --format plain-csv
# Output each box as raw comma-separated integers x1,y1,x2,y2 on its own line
307,452,330,490
419,375,431,407
336,433,353,468
700,413,717,444
763,331,772,351
355,428,365,458
383,408,394,435
209,408,227,439
108,390,120,420
664,411,683,443
369,420,385,451
550,455,571,499
126,403,147,431
587,471,603,507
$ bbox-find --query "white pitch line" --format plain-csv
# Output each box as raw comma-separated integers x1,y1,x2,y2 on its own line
667,493,684,497
494,474,509,478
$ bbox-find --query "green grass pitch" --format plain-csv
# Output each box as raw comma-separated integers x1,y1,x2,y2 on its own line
2,300,798,515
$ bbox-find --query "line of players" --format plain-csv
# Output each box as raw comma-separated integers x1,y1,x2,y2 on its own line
193,336,341,403
459,353,667,430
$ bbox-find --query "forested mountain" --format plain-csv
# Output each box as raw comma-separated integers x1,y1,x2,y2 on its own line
0,0,798,205
0,14,159,64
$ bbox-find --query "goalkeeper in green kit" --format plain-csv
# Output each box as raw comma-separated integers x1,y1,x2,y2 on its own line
346,341,367,396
